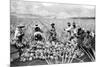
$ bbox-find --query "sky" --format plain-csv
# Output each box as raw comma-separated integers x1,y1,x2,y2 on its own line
11,0,95,18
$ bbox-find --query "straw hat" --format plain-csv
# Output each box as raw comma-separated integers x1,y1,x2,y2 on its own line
17,24,25,28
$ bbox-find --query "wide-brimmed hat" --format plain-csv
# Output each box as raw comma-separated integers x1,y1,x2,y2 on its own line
35,24,38,26
51,23,55,26
17,24,25,28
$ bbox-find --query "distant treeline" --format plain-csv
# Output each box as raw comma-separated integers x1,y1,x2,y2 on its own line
71,17,95,19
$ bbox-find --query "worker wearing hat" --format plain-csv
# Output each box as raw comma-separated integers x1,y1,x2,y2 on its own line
13,24,26,60
34,24,45,42
49,23,57,42
51,23,55,30
14,24,25,44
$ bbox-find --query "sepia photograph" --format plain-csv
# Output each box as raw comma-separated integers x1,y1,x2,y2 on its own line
10,0,95,66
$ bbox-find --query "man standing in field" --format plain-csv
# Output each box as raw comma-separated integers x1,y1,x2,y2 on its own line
49,23,57,43
64,22,72,41
14,24,25,45
13,24,25,60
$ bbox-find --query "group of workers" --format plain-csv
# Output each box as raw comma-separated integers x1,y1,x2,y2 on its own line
11,21,95,63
